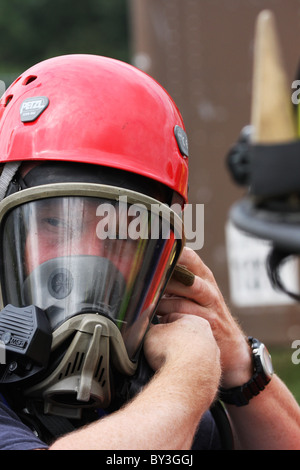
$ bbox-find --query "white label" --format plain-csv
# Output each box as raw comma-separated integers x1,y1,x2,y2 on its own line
225,221,298,307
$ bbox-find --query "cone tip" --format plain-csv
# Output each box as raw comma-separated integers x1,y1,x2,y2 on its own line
251,9,297,143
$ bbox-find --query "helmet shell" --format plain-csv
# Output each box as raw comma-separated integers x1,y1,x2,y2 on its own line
0,55,188,201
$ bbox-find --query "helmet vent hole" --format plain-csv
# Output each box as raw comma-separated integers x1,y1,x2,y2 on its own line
22,75,37,86
4,95,13,107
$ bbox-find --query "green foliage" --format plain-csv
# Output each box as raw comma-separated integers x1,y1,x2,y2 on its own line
270,347,300,403
0,0,129,75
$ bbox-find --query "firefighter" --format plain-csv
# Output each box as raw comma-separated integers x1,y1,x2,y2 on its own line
0,53,298,450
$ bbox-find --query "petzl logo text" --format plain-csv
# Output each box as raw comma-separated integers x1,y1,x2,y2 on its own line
20,96,49,122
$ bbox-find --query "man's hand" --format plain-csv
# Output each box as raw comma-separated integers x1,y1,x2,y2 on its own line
144,313,221,411
157,247,253,388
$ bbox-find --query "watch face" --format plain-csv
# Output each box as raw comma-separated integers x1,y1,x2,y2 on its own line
260,344,274,379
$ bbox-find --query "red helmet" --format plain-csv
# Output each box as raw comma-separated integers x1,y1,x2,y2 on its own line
0,54,189,202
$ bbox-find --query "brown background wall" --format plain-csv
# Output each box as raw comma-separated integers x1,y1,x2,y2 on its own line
129,0,300,346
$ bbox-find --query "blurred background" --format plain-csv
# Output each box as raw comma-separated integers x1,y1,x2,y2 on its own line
0,0,300,399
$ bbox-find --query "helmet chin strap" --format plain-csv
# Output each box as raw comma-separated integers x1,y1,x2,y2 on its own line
24,314,137,419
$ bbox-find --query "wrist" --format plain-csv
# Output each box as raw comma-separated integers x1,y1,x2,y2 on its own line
221,336,253,389
219,337,274,407
161,352,221,412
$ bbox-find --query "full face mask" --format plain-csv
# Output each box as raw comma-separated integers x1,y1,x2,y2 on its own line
0,181,184,418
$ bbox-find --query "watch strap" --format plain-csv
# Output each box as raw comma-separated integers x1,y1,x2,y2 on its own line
219,337,272,407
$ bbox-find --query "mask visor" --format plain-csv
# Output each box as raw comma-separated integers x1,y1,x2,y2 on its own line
0,183,184,359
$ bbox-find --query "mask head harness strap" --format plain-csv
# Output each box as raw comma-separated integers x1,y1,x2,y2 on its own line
0,162,22,201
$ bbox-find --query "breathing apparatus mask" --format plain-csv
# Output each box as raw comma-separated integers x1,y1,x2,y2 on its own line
0,163,184,418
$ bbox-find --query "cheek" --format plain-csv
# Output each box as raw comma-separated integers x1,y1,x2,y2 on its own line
25,233,45,274
25,230,73,273
102,241,141,282
25,230,139,283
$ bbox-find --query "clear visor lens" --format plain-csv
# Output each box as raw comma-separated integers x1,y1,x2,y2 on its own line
0,188,183,358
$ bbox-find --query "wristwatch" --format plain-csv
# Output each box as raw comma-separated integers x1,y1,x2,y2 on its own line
219,337,274,407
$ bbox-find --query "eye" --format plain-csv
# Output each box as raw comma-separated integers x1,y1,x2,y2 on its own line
44,217,62,227
41,217,71,234
44,217,64,228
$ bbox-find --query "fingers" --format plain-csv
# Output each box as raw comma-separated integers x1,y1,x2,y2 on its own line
153,311,188,325
144,313,220,372
177,247,216,283
165,246,221,308
165,275,215,308
161,246,242,341
157,295,206,318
